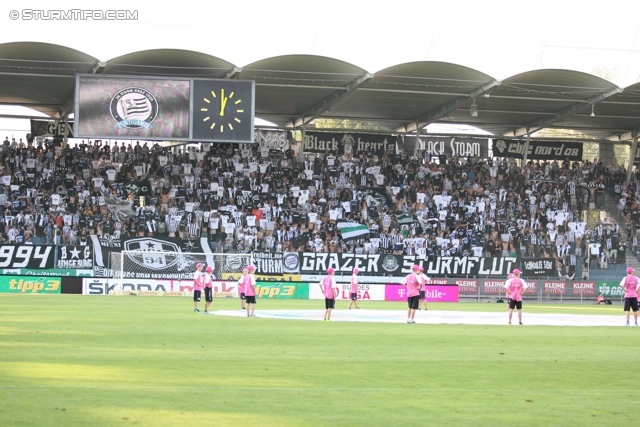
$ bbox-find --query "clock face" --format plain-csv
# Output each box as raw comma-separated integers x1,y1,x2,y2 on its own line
192,79,254,143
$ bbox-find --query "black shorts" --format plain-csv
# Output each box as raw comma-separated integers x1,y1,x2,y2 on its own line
350,292,358,301
245,295,256,304
240,292,246,300
509,299,523,310
419,291,426,300
624,297,639,312
325,298,335,309
408,295,420,310
204,287,213,303
193,290,201,302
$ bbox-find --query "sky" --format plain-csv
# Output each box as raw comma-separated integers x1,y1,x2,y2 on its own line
2,0,640,136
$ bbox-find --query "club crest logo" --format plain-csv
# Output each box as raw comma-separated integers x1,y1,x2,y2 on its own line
124,238,181,270
110,87,159,130
381,255,399,272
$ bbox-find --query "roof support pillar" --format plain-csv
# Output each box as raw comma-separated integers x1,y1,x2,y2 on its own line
413,124,420,158
626,129,638,185
521,130,531,171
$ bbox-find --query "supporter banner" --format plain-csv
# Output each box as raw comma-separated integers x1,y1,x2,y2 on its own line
30,119,74,137
302,131,395,155
254,252,283,275
492,138,583,161
521,258,555,277
90,234,122,267
221,272,301,282
543,281,567,295
0,245,55,269
3,268,92,277
596,280,625,298
300,253,407,275
57,246,94,269
0,276,61,294
301,274,402,284
423,257,518,277
455,279,479,293
384,284,459,302
572,281,595,296
406,136,489,158
255,281,309,299
255,129,289,150
300,253,518,277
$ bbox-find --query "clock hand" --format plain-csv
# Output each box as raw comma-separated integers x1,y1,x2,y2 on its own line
220,89,228,116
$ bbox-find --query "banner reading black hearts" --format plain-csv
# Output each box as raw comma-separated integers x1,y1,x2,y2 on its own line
302,131,396,155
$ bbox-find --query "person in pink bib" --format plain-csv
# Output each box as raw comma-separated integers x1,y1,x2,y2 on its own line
504,269,529,325
320,267,339,321
244,265,257,317
192,263,204,313
619,267,640,326
401,265,423,324
348,268,360,310
238,268,248,310
418,266,430,310
203,266,214,314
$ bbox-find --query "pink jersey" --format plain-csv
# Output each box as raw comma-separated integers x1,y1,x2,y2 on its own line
193,271,203,291
237,275,246,293
405,273,421,297
505,278,525,301
203,272,212,288
244,275,256,297
323,276,336,299
350,275,358,293
620,275,639,298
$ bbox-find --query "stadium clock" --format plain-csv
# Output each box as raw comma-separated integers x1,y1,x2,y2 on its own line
192,79,255,143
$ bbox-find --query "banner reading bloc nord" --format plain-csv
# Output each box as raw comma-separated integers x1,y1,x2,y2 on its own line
0,276,61,294
255,282,309,299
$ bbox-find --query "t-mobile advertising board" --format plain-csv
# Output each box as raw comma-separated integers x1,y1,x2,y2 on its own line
384,284,459,302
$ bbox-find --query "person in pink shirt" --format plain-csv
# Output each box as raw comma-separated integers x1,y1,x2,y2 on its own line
192,263,204,313
401,265,422,324
348,268,360,310
238,268,248,310
504,269,528,325
619,267,640,326
418,266,430,310
320,267,339,321
244,265,257,317
203,266,214,314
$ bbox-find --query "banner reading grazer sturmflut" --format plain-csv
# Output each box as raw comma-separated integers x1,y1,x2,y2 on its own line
0,276,61,293
492,138,583,161
302,131,395,155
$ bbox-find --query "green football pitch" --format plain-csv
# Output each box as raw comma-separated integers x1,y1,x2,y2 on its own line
0,295,636,427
